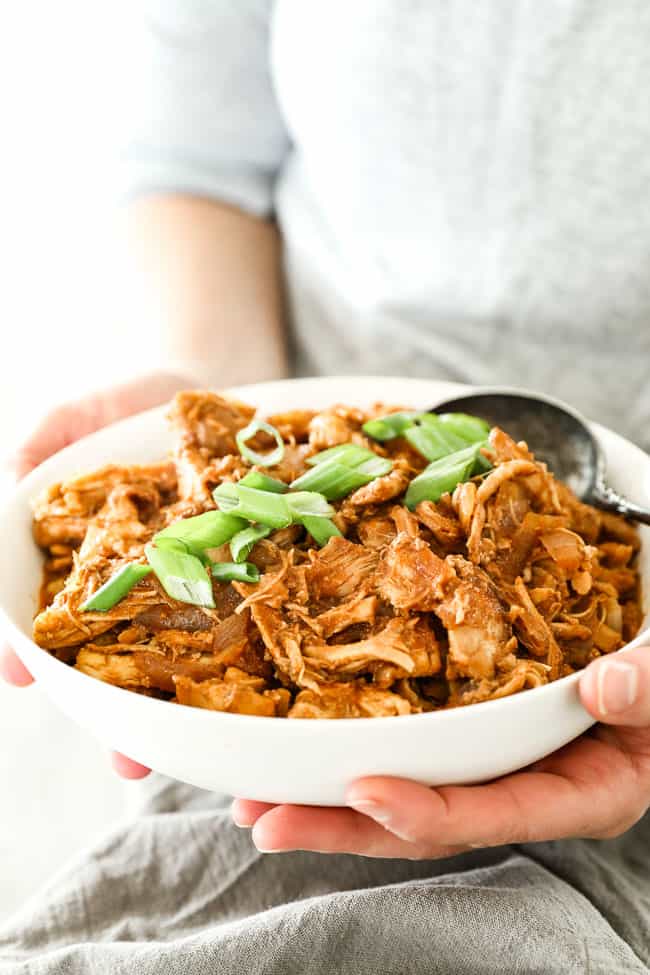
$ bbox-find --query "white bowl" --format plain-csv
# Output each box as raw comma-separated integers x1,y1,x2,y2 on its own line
0,377,648,806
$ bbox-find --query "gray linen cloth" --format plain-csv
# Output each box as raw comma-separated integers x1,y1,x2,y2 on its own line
0,775,648,974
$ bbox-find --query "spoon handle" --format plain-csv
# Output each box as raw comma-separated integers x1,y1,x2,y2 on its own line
591,481,650,526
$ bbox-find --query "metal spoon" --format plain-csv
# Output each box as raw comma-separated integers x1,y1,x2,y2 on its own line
431,390,650,525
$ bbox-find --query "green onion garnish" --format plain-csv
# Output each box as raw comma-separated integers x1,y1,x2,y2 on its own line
285,491,335,519
417,414,469,448
403,419,465,462
145,543,215,608
355,455,393,477
364,410,490,462
80,563,152,612
154,510,246,558
437,412,491,443
306,443,384,468
404,443,488,510
153,536,191,554
213,482,293,528
362,411,421,441
230,524,271,563
301,516,342,547
289,460,373,500
209,561,260,584
212,482,238,512
473,450,493,474
214,482,334,528
236,419,284,468
239,471,288,493
292,444,392,500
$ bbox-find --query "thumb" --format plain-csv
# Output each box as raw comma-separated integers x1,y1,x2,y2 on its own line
0,645,34,687
5,401,99,480
580,645,650,727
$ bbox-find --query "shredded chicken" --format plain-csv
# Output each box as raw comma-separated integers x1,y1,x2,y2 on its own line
32,393,644,718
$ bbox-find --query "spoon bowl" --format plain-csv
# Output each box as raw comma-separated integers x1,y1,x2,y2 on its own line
433,390,650,525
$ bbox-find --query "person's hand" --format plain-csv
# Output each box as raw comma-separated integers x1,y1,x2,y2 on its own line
232,646,650,856
0,370,194,780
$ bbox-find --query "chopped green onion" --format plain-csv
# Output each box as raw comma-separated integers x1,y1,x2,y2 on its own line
363,409,490,461
306,443,382,468
145,543,215,608
80,563,152,612
290,460,373,500
301,516,342,547
239,471,288,493
211,481,239,513
417,414,470,450
214,482,334,527
209,561,260,584
437,412,491,443
214,483,292,529
404,444,487,510
236,419,285,468
285,491,335,519
297,443,393,499
153,536,190,554
403,421,465,462
355,455,393,477
473,449,493,474
230,524,271,563
154,510,246,558
362,411,421,441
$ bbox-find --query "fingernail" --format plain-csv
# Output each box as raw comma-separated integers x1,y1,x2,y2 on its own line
596,660,638,714
251,823,293,853
347,798,393,824
347,798,415,842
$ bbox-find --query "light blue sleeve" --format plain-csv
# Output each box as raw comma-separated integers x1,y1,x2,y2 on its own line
119,0,288,217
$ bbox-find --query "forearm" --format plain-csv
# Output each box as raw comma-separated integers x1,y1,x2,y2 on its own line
121,194,289,388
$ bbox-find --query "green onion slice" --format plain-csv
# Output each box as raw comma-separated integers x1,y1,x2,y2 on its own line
306,443,383,468
213,482,293,529
403,422,463,462
473,449,493,475
214,482,334,527
404,443,488,510
153,536,190,554
236,419,285,468
239,471,288,493
145,543,215,608
355,455,393,477
290,460,371,500
297,443,393,499
364,410,490,460
362,411,422,441
230,524,271,563
417,414,469,449
212,482,241,514
437,412,491,442
301,516,342,547
209,561,260,584
154,510,246,558
285,491,335,519
80,563,152,612
291,454,391,500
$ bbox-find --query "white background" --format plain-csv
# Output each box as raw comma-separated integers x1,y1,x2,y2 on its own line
0,3,140,920
0,2,140,453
